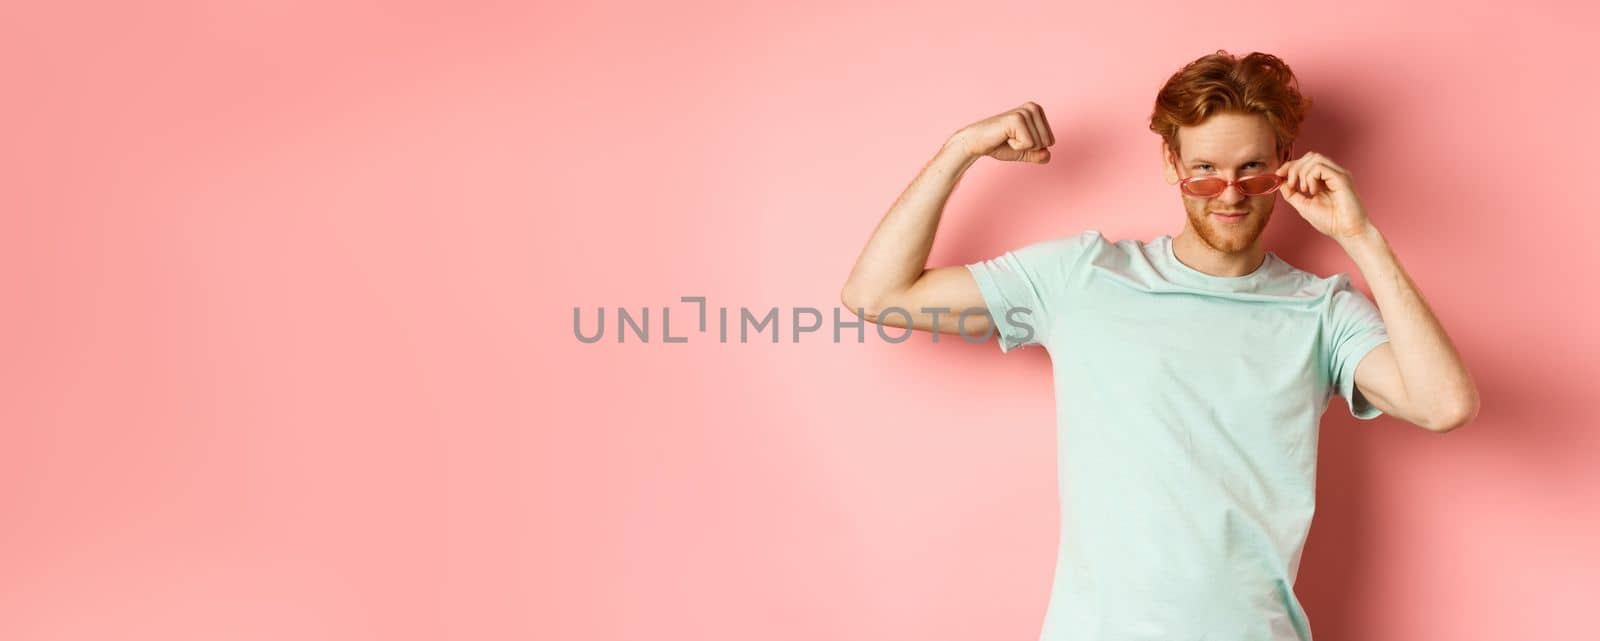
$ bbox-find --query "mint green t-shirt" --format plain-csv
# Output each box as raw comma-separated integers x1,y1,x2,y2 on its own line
966,230,1390,641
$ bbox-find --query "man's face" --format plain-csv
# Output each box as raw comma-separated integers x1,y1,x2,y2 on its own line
1162,112,1284,254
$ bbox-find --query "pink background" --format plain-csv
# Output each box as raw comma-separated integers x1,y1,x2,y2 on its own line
4,1,1596,639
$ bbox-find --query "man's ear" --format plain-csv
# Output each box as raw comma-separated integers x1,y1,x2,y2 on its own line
1161,141,1179,185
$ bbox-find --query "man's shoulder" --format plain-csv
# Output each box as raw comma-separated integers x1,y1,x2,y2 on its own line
1047,228,1108,248
1005,228,1108,262
1265,254,1363,300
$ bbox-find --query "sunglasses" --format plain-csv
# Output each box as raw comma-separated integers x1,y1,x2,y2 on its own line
1170,151,1286,198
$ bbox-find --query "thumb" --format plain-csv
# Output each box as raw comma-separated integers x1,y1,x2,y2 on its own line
1019,147,1050,164
1281,185,1308,208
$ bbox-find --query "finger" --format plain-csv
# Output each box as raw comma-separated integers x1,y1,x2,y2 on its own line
1276,157,1301,193
1307,161,1352,192
1313,160,1353,186
1281,184,1305,207
1284,176,1315,207
1280,159,1300,192
1024,102,1055,147
1304,162,1334,197
1307,162,1327,196
1006,111,1036,151
1298,154,1349,197
1006,146,1048,163
1035,104,1057,147
1016,107,1043,151
1308,153,1353,178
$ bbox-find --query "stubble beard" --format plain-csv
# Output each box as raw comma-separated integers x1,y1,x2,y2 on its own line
1186,199,1272,255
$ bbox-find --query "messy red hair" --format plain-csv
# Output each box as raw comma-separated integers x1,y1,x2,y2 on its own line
1150,50,1311,161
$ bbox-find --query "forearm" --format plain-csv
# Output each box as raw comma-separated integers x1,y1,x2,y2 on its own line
1338,224,1480,423
841,136,980,308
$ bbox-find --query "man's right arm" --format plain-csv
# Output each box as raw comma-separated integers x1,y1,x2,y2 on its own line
839,102,1056,338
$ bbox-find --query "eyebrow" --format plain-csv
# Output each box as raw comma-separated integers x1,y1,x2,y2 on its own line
1189,157,1268,167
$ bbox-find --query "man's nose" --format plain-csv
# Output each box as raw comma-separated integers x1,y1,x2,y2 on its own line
1218,181,1247,205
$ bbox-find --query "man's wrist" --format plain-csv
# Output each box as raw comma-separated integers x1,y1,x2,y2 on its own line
939,131,982,171
1337,223,1389,263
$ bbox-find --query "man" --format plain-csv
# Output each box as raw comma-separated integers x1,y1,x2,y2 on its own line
839,50,1479,641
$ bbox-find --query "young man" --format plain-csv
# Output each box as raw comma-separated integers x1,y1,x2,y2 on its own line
840,51,1479,641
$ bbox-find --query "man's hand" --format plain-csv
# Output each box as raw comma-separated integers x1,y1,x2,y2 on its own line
949,102,1057,164
1275,151,1372,240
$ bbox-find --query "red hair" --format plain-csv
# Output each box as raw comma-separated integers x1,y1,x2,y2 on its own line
1150,50,1311,160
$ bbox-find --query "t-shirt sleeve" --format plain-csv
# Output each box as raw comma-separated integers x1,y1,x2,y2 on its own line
1323,274,1391,420
964,230,1100,353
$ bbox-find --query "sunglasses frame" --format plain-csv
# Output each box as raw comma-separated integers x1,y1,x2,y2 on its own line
1169,150,1286,199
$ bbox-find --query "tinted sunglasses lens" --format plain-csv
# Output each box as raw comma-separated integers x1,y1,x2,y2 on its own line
1238,175,1282,196
1183,178,1226,197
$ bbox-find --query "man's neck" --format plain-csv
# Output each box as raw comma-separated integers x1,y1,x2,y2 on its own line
1171,230,1267,278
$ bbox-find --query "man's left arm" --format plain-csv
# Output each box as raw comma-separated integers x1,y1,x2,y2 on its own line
1338,225,1481,432
1277,151,1481,432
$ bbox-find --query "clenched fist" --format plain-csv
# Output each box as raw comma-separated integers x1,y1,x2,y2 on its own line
950,102,1057,163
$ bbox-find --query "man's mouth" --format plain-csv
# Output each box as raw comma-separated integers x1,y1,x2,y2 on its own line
1211,211,1248,223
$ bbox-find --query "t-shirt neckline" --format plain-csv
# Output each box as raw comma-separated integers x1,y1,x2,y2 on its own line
1159,235,1277,290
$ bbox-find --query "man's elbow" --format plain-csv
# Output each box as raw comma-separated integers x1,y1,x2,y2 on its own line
839,284,879,320
1424,395,1480,433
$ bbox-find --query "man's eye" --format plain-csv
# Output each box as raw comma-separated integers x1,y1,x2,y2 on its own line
1197,164,1213,171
